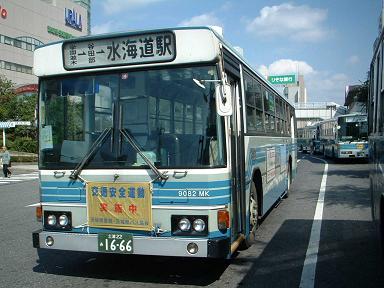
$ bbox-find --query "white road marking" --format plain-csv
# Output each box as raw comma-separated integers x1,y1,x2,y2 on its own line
0,173,38,185
299,157,328,288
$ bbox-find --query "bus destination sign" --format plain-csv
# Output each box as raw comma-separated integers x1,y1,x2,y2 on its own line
345,115,367,123
63,31,176,70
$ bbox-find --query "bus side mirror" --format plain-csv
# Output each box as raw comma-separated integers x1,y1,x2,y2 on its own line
215,83,232,116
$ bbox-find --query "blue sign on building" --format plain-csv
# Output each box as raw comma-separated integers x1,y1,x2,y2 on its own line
65,8,82,31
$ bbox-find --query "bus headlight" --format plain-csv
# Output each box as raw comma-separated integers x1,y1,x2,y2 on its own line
178,218,191,231
44,211,72,231
59,215,69,226
193,219,206,232
171,215,208,236
47,215,56,226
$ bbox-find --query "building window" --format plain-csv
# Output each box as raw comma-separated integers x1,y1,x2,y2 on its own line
13,39,22,48
4,36,12,45
0,34,44,52
0,59,33,75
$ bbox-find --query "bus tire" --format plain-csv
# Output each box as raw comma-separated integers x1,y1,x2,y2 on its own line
284,160,292,198
380,197,384,258
240,181,259,249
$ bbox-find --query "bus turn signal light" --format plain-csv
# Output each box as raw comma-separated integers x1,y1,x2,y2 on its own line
36,206,42,222
217,210,229,231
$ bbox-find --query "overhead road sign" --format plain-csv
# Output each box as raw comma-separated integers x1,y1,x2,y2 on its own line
0,122,15,128
0,121,31,128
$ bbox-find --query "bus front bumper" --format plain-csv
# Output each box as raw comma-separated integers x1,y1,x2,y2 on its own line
338,151,368,158
32,229,230,258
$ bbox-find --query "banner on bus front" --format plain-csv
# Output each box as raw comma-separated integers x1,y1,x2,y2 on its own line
87,182,152,231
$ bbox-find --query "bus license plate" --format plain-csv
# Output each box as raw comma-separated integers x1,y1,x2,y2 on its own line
98,232,133,254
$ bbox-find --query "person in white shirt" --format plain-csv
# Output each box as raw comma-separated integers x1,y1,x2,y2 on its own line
1,146,11,178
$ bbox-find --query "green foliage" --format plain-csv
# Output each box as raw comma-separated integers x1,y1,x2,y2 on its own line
0,76,17,120
0,75,37,153
356,79,369,102
356,75,369,113
9,137,38,152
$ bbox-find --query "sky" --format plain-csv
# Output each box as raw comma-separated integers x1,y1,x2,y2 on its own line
91,0,382,105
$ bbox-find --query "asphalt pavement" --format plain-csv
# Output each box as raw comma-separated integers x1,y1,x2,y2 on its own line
0,153,383,287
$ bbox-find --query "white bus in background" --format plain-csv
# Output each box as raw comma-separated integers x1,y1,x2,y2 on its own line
319,113,368,159
32,27,297,259
297,125,316,153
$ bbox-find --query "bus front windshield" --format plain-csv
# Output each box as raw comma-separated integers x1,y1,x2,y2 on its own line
337,116,368,141
39,66,226,169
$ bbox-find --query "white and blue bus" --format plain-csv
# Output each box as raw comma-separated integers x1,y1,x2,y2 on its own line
320,113,368,159
297,125,316,153
32,27,297,259
369,25,384,255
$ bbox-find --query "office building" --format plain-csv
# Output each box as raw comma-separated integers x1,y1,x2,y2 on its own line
0,0,90,88
284,74,307,103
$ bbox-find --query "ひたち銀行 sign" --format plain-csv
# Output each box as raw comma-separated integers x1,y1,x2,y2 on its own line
268,75,296,85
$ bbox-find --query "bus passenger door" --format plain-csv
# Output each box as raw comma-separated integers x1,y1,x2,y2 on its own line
227,74,246,241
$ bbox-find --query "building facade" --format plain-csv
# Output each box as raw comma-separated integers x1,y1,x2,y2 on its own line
0,0,90,86
295,102,347,129
284,74,307,104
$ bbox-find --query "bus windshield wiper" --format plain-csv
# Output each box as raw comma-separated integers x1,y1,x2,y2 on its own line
69,128,112,181
120,128,168,181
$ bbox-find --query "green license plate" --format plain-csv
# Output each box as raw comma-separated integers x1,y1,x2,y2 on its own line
98,232,133,254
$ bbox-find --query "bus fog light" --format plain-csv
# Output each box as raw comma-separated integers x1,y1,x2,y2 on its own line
193,219,206,232
47,215,56,226
187,242,198,254
59,215,69,226
46,236,54,246
178,218,191,231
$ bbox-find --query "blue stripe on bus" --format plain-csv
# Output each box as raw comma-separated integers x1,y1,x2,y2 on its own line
41,182,85,188
153,180,231,189
41,180,230,189
40,180,231,205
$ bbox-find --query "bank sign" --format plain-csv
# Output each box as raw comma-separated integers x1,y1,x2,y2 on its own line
268,74,296,85
65,8,82,31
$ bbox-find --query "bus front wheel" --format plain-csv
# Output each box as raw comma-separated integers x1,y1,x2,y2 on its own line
240,181,259,249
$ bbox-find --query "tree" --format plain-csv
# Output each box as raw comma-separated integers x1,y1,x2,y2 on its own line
0,76,18,121
0,75,37,153
356,78,369,112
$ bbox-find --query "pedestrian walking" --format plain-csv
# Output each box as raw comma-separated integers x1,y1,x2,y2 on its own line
0,146,12,178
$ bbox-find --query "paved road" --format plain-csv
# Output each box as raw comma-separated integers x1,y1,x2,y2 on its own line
0,155,383,287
